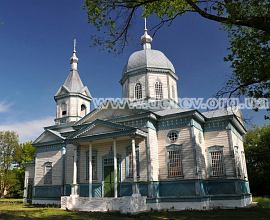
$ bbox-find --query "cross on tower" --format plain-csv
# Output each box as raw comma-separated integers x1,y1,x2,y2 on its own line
73,39,77,52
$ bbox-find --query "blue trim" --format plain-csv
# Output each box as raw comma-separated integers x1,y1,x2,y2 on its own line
190,119,203,131
158,116,192,131
36,144,64,153
32,197,61,201
86,150,98,180
34,186,61,198
166,144,183,178
79,184,102,197
125,145,140,178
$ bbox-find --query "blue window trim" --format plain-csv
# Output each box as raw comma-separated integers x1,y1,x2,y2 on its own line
125,145,140,178
166,144,183,178
86,150,98,181
43,162,52,185
167,130,179,143
208,146,226,177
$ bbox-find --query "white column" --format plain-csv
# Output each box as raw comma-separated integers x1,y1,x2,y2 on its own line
71,145,78,196
131,137,137,194
73,146,77,185
89,142,92,199
113,138,117,198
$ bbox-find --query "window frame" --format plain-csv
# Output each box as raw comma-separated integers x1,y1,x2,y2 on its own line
86,150,98,181
125,146,140,178
44,162,52,185
134,82,142,100
166,144,183,178
155,81,163,100
208,146,226,177
167,130,179,143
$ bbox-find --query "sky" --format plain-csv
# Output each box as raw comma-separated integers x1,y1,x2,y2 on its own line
0,1,269,143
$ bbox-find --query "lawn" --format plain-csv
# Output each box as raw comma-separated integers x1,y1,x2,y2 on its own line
0,198,269,220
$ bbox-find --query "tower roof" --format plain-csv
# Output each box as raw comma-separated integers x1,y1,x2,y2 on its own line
55,40,92,98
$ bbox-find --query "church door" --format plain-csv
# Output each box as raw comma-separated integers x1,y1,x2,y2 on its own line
26,178,33,204
104,165,114,197
103,157,120,197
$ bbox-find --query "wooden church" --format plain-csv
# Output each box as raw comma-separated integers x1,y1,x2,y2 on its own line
24,22,252,212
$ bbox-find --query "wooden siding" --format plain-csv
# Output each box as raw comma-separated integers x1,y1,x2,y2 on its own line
157,127,194,180
34,149,63,186
149,128,159,181
204,130,235,178
193,127,207,179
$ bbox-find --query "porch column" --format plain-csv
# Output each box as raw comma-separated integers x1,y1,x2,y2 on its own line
89,141,92,199
71,145,78,196
131,137,138,194
113,138,117,198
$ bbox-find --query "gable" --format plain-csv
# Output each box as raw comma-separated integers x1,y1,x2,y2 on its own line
76,103,144,126
80,124,123,137
33,129,64,145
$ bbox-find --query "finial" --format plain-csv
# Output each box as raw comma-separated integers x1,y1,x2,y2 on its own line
144,17,147,31
70,39,78,70
73,39,77,52
141,17,152,50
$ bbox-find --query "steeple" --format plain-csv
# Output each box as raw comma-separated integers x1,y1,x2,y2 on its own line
54,40,92,124
140,18,152,50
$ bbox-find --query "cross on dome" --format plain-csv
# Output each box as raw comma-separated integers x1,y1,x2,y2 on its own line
141,17,152,50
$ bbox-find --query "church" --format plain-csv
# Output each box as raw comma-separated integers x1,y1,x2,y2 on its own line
24,22,252,212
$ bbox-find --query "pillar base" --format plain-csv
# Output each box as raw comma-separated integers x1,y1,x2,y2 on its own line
71,184,79,197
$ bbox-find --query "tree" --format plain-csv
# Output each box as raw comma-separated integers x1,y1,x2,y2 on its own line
83,0,270,98
0,131,19,197
9,142,35,198
244,124,270,196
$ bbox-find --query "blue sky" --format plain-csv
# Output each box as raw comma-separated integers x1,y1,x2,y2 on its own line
0,1,268,143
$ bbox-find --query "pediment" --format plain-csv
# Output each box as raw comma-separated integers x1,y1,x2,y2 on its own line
33,129,64,144
70,119,133,139
75,100,146,126
55,85,70,97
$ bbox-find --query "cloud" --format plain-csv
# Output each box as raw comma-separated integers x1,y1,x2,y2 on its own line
0,101,12,113
0,116,55,143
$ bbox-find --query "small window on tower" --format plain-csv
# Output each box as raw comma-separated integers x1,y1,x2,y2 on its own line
81,104,86,117
61,103,67,116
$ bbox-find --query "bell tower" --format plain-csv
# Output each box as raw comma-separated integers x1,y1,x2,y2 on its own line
54,40,92,124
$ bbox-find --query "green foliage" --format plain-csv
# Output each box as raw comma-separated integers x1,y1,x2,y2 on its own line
0,132,35,198
244,124,270,196
84,0,270,98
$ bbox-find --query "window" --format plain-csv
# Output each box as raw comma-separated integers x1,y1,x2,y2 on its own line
86,151,97,180
155,81,163,100
134,83,142,99
166,145,183,177
126,146,139,178
172,85,175,99
208,146,225,176
81,104,86,117
167,130,178,143
61,103,67,116
44,162,52,184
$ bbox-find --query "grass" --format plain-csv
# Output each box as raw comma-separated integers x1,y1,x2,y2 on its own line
0,197,269,219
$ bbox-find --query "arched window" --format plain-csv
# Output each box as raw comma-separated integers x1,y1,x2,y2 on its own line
81,104,86,117
155,81,163,100
172,85,175,99
134,83,142,99
61,103,67,116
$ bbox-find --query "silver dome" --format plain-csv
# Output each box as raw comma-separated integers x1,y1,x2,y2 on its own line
122,49,175,75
